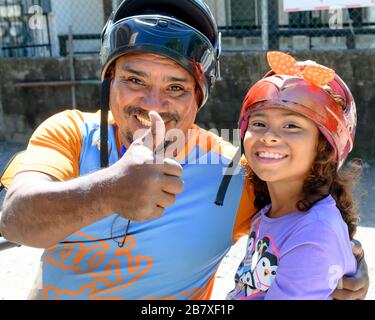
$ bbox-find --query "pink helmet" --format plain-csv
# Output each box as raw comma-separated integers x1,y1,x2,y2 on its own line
239,52,357,169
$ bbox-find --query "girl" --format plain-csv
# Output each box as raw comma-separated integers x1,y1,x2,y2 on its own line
227,51,361,300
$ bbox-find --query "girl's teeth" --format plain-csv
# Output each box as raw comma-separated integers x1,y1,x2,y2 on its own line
258,152,285,159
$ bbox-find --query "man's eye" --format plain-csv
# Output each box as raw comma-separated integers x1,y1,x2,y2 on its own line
128,78,143,85
169,85,183,92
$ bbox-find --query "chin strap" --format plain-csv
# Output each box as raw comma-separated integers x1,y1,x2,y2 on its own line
100,76,111,168
214,144,243,206
101,75,132,247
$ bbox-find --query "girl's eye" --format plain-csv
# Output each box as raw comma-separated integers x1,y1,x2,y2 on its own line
249,121,265,128
284,123,300,129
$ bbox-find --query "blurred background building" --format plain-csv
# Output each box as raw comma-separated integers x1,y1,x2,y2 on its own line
1,0,375,157
1,0,375,58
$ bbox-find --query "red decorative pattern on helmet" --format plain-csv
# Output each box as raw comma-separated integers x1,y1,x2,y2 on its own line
239,52,357,169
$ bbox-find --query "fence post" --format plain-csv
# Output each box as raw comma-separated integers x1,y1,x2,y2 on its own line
225,0,231,33
102,0,113,19
346,8,362,49
0,84,6,140
112,0,121,12
68,25,77,109
261,0,269,51
268,0,279,50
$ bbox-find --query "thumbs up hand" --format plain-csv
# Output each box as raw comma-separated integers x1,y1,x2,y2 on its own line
102,111,184,222
131,111,168,161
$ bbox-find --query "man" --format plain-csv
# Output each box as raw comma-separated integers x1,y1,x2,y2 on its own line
0,0,368,300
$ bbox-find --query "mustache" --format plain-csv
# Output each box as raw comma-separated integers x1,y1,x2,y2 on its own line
125,106,180,123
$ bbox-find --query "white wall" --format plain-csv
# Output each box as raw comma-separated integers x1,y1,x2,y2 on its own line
49,0,105,56
205,0,229,26
367,5,375,21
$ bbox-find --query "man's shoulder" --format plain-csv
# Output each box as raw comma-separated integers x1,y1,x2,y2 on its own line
42,109,113,129
43,109,87,126
30,109,103,147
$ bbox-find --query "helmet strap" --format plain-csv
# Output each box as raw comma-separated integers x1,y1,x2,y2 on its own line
100,76,111,168
215,119,245,206
214,165,234,206
214,145,242,207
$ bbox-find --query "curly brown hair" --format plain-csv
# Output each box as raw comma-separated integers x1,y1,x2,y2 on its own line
243,133,362,240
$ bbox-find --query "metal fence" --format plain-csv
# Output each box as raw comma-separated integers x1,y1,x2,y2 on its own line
214,0,375,51
0,0,52,57
0,0,113,58
1,0,375,58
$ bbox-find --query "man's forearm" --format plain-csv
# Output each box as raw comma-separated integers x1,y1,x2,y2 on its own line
0,171,112,248
0,139,184,248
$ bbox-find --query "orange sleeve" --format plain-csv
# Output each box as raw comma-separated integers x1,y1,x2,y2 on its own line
15,110,84,182
232,176,256,244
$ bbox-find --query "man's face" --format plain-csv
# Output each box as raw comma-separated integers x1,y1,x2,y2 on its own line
109,53,199,148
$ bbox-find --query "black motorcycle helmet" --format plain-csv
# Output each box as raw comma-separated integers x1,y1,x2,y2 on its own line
99,0,221,168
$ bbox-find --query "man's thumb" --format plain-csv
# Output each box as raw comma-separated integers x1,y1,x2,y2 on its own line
137,111,166,152
150,111,166,144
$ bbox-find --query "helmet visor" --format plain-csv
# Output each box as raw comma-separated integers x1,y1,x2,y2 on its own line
101,15,218,106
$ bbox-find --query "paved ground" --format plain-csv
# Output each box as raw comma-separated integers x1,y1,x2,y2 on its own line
0,143,374,300
0,227,374,300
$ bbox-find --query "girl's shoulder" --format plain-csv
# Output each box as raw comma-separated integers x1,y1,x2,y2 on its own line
286,195,351,250
304,195,346,230
253,196,350,245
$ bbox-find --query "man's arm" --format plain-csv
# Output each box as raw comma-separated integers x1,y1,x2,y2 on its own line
0,112,184,249
331,240,369,300
1,171,112,248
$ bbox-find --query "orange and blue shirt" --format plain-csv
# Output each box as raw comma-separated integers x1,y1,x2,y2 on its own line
16,110,255,300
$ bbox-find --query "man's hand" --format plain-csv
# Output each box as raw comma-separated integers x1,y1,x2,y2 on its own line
331,240,369,300
103,111,184,222
0,111,184,248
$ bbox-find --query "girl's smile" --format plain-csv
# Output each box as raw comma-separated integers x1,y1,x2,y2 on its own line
254,148,289,164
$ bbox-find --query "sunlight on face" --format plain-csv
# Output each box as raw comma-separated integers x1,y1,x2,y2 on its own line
109,52,199,148
243,108,320,183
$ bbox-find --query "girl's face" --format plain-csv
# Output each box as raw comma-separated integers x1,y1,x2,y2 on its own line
244,108,320,183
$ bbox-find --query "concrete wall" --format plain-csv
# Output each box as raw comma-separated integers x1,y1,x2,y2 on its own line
0,51,374,158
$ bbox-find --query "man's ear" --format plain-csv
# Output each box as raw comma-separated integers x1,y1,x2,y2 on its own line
110,68,115,81
107,61,116,82
195,87,203,110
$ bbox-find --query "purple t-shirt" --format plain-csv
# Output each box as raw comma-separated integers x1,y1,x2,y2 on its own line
227,195,356,300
